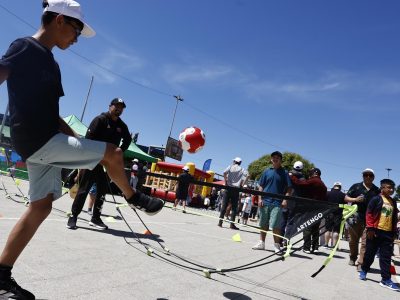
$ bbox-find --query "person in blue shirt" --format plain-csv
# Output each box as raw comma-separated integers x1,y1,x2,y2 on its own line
252,151,292,253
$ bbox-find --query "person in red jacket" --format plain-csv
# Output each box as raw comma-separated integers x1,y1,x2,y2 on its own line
358,179,400,291
290,168,327,253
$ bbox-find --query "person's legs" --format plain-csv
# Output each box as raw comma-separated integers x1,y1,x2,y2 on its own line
377,231,393,282
0,195,53,266
218,192,229,226
71,169,95,216
324,231,332,247
303,228,312,251
270,206,282,245
259,206,269,242
100,144,134,199
348,221,363,263
311,222,321,251
182,198,186,210
230,191,239,224
361,233,379,273
357,226,367,266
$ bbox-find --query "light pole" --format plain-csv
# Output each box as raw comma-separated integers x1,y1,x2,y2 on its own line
385,168,392,178
168,95,183,138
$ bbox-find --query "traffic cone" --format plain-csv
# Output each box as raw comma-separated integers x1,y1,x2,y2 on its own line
232,233,241,242
144,229,152,235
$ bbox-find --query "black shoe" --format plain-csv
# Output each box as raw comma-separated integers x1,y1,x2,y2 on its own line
126,192,164,216
0,275,35,299
89,217,108,230
217,220,223,227
66,215,77,229
230,224,239,230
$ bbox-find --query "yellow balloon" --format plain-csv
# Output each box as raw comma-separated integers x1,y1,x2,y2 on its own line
15,179,21,186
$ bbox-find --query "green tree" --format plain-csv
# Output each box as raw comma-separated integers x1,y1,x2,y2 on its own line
247,152,315,180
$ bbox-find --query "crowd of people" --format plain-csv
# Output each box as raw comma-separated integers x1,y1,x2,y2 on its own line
0,0,399,298
174,151,399,292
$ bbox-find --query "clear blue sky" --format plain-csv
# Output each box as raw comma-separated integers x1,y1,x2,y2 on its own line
0,0,399,190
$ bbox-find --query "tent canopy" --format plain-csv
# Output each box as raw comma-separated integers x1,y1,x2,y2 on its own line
63,115,156,163
124,142,157,163
63,115,88,137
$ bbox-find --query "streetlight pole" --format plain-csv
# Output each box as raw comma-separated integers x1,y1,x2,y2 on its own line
168,95,183,138
385,168,392,178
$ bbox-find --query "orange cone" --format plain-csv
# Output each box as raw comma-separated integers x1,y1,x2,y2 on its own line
143,229,152,235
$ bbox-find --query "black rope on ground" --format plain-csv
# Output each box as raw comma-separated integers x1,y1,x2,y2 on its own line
103,173,296,276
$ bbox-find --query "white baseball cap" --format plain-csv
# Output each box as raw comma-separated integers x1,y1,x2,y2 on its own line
44,0,95,37
182,166,189,171
333,181,342,186
362,168,374,175
132,158,139,163
293,161,303,170
233,157,242,163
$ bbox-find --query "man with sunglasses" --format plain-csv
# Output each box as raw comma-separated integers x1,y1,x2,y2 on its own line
345,168,380,268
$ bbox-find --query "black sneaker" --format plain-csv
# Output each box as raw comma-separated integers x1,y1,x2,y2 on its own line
0,276,35,299
66,215,77,229
126,192,164,216
89,217,108,230
230,224,239,230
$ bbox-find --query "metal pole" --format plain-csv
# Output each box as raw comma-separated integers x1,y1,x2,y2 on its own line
168,95,183,138
80,75,94,122
385,168,392,178
0,103,9,143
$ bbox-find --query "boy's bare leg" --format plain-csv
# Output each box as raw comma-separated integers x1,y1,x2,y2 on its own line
100,144,134,199
0,195,53,266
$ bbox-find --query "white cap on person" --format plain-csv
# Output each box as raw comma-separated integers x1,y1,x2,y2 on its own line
362,168,374,175
44,0,96,37
293,161,304,170
182,166,189,172
233,157,242,163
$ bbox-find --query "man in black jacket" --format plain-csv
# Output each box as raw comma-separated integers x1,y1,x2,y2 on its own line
67,98,132,230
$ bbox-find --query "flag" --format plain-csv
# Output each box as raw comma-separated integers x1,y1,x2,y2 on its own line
202,159,212,171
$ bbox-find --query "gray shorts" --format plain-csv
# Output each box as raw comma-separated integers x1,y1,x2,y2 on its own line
26,133,106,202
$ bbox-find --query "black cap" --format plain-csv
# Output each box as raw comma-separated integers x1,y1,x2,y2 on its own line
310,168,321,176
380,178,395,186
270,151,283,159
110,98,126,108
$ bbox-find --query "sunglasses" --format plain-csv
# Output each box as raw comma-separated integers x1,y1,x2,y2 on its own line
363,173,374,178
65,19,81,38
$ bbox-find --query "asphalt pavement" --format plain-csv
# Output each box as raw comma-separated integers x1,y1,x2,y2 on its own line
0,175,399,299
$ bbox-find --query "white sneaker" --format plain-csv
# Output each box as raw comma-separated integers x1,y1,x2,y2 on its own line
274,243,281,253
252,240,265,250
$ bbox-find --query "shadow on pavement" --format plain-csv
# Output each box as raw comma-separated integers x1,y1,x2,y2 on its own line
223,291,252,299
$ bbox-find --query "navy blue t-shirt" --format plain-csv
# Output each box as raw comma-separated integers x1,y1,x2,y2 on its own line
0,37,64,160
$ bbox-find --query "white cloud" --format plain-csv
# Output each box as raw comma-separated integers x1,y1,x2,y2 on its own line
75,48,146,84
162,64,235,84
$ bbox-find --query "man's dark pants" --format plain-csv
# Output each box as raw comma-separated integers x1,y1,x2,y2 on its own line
361,229,393,281
219,189,239,223
71,164,107,219
303,222,321,251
